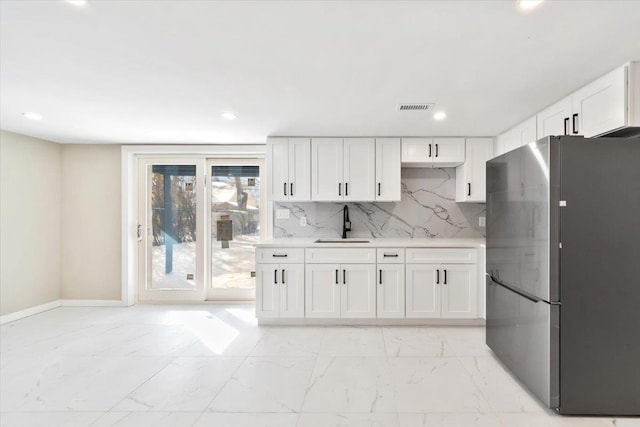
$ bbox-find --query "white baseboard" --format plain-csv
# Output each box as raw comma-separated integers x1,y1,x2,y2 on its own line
257,318,486,326
1,299,128,325
0,300,61,325
59,299,126,307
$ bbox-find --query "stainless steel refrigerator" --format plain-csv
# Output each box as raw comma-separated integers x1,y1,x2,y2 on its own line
485,136,640,415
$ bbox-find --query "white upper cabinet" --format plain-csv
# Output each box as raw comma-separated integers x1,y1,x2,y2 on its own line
311,138,344,201
312,138,376,201
537,96,573,138
343,138,375,201
495,116,537,157
402,138,465,167
456,138,494,203
267,137,311,201
375,138,401,201
571,64,627,137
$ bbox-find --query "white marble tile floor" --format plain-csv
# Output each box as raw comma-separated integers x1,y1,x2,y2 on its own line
1,304,638,427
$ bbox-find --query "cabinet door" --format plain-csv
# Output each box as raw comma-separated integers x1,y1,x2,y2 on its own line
441,264,477,319
340,264,376,318
305,264,340,318
267,138,289,201
344,138,375,201
375,138,401,201
405,264,441,318
311,138,343,201
537,97,572,138
572,65,627,137
288,138,311,201
432,138,465,166
456,138,494,203
377,264,405,318
279,263,305,318
402,138,433,164
518,116,538,147
256,264,280,318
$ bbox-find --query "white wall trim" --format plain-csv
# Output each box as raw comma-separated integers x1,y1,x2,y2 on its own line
0,299,130,325
59,299,127,307
0,300,61,325
258,318,486,326
121,144,267,307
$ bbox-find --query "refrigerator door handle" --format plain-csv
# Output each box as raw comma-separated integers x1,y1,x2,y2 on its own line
487,274,542,303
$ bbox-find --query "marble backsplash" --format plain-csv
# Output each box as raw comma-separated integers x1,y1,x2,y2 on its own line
273,168,486,239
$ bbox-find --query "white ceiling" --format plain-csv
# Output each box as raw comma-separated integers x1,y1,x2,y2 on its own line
1,1,640,144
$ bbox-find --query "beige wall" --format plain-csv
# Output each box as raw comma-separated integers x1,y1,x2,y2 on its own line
61,144,121,300
0,131,62,315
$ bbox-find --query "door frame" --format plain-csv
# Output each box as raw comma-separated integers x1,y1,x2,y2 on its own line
137,156,207,302
121,145,268,306
206,157,266,301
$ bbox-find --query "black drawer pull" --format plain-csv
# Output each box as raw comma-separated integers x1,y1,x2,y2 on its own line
272,254,288,258
572,113,579,134
383,253,399,257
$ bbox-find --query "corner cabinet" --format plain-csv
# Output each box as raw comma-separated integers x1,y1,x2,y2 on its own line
401,138,465,167
455,138,494,203
495,116,537,157
267,137,311,201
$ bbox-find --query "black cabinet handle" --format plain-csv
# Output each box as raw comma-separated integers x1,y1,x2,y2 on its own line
338,183,342,196
379,269,382,285
435,144,439,157
383,253,398,257
335,269,339,284
428,144,432,158
572,113,579,134
284,182,287,196
564,117,569,135
345,183,348,196
436,269,440,284
272,254,288,258
274,269,278,284
444,269,447,285
282,269,285,285
467,183,471,196
378,183,381,196
290,183,294,196
343,269,346,285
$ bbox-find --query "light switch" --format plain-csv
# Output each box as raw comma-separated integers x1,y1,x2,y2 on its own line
276,209,290,219
479,216,486,227
300,216,307,226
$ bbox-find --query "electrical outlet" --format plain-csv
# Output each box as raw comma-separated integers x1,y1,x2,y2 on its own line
300,216,307,226
479,216,486,227
276,209,290,219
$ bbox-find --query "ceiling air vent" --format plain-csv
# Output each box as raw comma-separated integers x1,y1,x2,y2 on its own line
397,103,434,112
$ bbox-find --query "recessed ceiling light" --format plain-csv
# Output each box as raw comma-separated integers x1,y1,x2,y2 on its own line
433,111,447,121
65,0,87,6
221,112,237,120
519,0,544,11
22,112,43,121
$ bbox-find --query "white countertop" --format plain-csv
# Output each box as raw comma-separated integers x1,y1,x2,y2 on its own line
255,237,485,248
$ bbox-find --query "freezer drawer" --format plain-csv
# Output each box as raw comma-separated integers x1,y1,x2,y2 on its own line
486,275,559,409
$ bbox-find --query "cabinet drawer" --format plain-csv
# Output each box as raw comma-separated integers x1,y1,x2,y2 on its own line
306,248,376,264
376,248,405,263
406,248,477,264
256,248,305,264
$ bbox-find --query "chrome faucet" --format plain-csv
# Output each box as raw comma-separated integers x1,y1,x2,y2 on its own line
342,205,351,239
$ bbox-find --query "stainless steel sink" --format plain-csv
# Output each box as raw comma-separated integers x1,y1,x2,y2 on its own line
314,239,370,243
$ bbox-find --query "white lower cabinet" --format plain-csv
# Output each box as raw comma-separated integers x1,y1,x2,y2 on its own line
257,246,482,322
377,264,405,318
305,263,376,318
406,262,477,319
256,263,304,318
